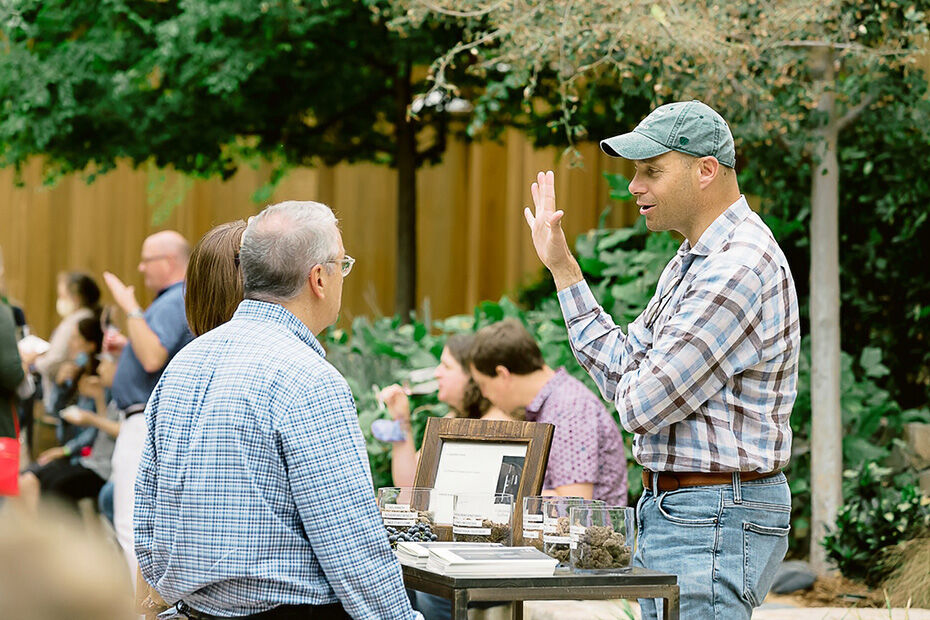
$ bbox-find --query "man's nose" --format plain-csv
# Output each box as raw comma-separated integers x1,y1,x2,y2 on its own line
628,175,646,196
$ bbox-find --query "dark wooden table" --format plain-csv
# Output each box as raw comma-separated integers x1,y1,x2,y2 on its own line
401,564,680,620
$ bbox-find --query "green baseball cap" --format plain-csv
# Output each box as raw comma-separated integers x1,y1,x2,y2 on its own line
600,100,736,168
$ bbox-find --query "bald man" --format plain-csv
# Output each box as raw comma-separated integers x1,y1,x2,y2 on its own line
103,230,194,580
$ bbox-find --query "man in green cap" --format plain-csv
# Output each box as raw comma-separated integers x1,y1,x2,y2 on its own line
524,100,800,619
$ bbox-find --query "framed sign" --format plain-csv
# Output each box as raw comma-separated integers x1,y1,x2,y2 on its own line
413,417,554,544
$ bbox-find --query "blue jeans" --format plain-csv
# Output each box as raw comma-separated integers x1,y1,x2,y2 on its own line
634,472,790,620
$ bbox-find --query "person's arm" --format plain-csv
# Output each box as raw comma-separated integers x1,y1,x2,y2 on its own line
380,385,418,487
62,424,98,455
281,375,418,620
103,272,168,373
0,305,24,393
32,317,73,378
62,406,121,439
565,260,765,435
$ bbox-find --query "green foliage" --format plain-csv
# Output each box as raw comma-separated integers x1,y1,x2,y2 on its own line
785,339,930,556
822,463,930,586
322,315,453,490
0,0,470,178
742,74,930,410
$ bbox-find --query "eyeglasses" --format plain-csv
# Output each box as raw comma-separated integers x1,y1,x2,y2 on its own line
138,254,171,264
325,255,356,277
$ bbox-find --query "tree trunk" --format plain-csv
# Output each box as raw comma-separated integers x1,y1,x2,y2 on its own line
808,45,843,575
394,62,417,320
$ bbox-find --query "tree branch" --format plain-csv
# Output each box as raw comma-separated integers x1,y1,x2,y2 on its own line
774,40,911,56
836,94,877,132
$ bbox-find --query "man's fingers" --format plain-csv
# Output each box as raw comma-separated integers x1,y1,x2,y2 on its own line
543,170,556,211
531,182,541,217
548,210,564,228
524,207,536,229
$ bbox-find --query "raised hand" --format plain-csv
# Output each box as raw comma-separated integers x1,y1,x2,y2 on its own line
103,271,142,315
378,384,412,423
524,170,583,290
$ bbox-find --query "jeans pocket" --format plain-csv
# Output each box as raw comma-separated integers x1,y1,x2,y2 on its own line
655,489,719,526
742,521,790,606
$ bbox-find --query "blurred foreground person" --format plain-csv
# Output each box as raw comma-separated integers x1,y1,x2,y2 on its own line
0,505,134,619
135,202,421,619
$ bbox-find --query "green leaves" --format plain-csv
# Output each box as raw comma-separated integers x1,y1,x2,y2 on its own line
822,462,930,586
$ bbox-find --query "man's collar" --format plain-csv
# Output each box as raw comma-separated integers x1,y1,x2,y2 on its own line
525,368,565,421
686,195,752,257
155,280,185,299
232,299,326,357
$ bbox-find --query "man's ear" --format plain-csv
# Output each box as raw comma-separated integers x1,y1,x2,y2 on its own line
697,156,720,189
308,264,327,300
494,365,510,380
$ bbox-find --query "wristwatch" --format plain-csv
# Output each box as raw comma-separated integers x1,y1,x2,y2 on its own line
127,309,145,319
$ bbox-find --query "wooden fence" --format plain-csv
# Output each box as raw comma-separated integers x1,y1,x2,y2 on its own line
1,128,639,340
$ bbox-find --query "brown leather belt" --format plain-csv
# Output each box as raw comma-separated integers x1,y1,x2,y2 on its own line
642,469,779,492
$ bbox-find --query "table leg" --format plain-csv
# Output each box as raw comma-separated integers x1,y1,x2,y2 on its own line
452,589,468,620
512,600,523,620
663,586,680,620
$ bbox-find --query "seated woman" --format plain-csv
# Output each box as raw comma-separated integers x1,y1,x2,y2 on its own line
45,314,104,448
380,332,512,488
23,272,100,431
18,355,119,513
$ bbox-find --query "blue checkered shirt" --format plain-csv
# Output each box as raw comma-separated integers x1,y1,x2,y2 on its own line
135,300,417,618
558,196,800,473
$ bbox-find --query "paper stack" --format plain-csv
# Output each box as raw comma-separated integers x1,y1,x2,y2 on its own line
395,541,501,568
425,546,559,577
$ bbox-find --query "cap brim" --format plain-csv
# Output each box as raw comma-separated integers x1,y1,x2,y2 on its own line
600,131,670,160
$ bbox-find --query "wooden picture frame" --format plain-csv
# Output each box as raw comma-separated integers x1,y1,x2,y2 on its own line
412,417,554,545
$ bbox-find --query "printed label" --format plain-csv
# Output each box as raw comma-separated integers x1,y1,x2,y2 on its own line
382,504,411,512
523,530,540,539
453,514,484,528
454,526,492,536
523,514,544,523
543,535,571,545
382,516,417,527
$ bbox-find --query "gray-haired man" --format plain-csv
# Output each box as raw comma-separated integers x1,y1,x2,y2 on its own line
135,201,420,619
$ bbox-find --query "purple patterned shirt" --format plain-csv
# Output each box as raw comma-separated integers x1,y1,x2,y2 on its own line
526,368,628,505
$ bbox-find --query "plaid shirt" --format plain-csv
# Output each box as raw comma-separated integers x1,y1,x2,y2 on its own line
135,300,417,619
558,196,799,473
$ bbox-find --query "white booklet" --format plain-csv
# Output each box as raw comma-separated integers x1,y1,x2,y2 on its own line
426,546,558,577
395,541,501,568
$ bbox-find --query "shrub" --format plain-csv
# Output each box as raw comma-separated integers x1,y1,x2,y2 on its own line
822,463,930,586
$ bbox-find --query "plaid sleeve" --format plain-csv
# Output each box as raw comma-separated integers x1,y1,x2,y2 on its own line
278,374,416,620
557,281,655,403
